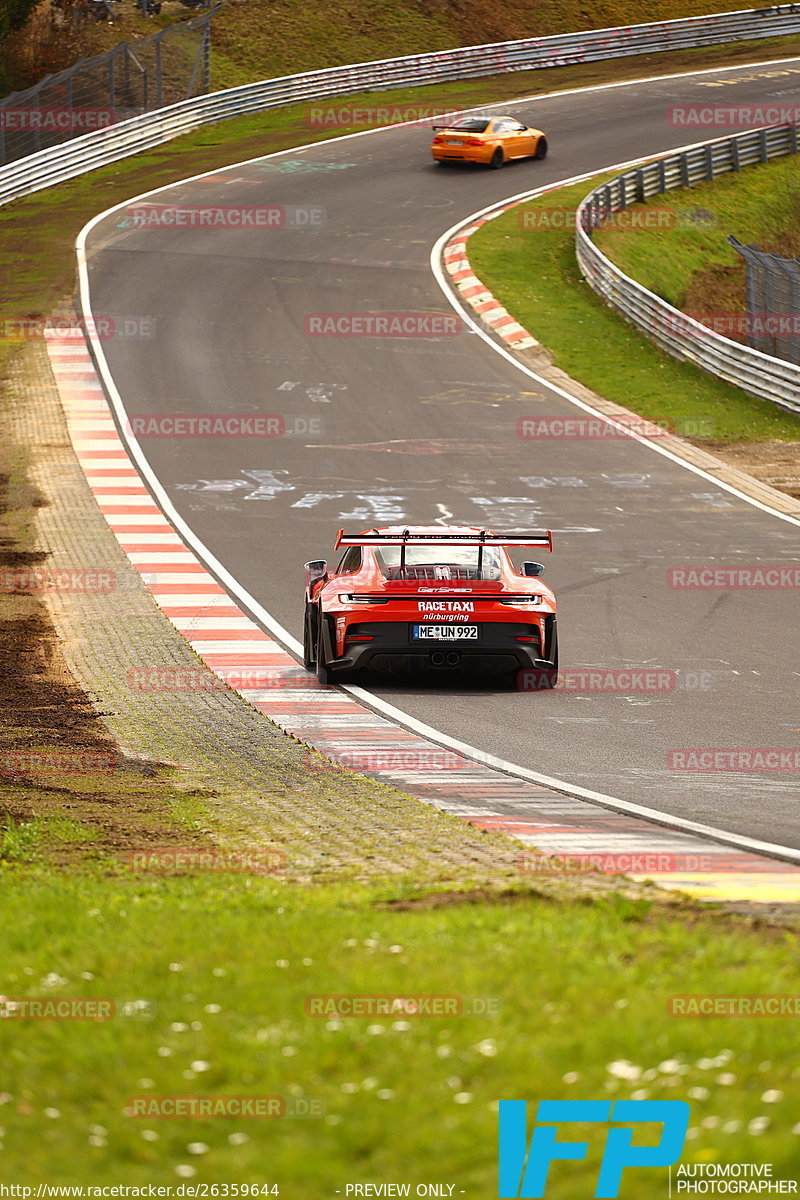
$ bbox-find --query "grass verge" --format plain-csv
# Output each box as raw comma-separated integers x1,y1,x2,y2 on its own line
593,153,800,317
468,174,800,444
0,870,798,1186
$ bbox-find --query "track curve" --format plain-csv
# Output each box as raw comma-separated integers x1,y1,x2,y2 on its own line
80,60,800,848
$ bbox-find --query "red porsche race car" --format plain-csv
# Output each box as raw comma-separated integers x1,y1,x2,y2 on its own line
302,526,557,684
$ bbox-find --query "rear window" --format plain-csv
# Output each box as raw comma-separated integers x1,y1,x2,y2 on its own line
374,545,502,582
449,119,490,132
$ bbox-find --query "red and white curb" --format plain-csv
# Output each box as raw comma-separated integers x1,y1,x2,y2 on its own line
45,332,800,902
443,212,538,349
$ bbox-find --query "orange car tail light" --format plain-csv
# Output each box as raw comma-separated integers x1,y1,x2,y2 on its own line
465,137,484,146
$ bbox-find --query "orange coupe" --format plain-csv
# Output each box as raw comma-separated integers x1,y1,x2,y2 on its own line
431,114,547,169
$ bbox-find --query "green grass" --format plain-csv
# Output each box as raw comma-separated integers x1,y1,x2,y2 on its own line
0,871,797,1188
594,154,800,308
0,814,42,861
468,175,800,443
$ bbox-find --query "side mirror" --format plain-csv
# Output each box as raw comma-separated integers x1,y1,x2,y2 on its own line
522,561,545,577
304,559,328,587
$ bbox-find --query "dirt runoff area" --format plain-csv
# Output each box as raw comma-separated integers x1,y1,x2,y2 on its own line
0,427,217,867
706,439,800,499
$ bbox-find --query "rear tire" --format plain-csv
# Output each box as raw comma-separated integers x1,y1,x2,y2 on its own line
315,614,333,685
303,603,316,671
489,148,504,169
545,630,559,687
534,136,548,160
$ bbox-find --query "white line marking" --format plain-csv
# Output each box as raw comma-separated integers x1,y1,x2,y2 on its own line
75,59,800,867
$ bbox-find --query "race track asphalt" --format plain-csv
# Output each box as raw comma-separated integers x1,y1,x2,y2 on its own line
82,58,800,847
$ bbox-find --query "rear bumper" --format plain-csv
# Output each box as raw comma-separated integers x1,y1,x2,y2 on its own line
320,617,556,677
431,147,492,165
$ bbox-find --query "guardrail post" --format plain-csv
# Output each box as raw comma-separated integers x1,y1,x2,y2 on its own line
680,152,690,186
731,137,741,172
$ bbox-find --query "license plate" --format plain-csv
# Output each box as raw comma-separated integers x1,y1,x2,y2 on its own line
413,625,478,640
445,139,463,145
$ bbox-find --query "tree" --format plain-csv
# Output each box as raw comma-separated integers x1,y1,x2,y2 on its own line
0,0,39,42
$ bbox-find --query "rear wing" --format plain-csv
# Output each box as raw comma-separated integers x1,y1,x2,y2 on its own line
334,529,553,552
335,529,552,576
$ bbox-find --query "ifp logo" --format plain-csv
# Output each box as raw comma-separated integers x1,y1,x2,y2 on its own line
498,1100,689,1197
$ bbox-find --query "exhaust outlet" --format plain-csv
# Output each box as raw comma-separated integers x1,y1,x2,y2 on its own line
445,652,461,667
431,651,446,667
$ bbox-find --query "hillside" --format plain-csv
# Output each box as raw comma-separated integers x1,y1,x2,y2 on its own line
0,0,775,95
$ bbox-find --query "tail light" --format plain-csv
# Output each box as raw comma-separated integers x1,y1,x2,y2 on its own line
432,136,443,144
465,137,484,146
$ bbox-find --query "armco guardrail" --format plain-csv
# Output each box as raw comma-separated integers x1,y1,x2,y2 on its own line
575,124,800,417
2,6,800,207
